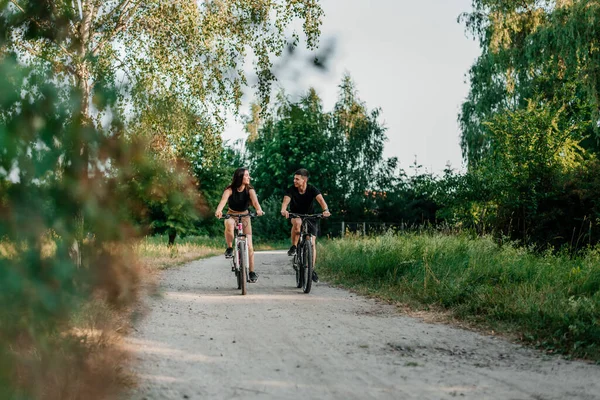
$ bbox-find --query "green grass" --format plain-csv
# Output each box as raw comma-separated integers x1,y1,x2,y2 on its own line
318,233,600,361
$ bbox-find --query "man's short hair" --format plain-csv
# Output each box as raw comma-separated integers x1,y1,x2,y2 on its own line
295,168,309,178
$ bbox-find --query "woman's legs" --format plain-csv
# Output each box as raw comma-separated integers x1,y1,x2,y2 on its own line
247,234,255,273
224,218,234,248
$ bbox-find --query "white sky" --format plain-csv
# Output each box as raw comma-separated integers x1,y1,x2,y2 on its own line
223,0,482,175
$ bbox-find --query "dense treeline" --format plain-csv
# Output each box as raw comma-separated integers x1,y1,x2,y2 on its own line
232,1,600,250
456,0,600,249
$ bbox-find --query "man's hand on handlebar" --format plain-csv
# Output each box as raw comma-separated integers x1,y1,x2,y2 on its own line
323,210,331,218
281,210,289,219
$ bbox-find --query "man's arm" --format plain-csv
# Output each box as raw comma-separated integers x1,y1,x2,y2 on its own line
315,194,331,217
281,195,291,218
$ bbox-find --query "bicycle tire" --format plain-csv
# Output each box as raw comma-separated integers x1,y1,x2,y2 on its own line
238,241,247,295
294,252,302,288
302,239,313,294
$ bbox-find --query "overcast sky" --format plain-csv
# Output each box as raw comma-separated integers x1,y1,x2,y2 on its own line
223,0,482,175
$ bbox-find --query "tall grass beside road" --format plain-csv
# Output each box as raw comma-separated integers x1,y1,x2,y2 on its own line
318,233,600,361
134,235,223,269
135,234,288,269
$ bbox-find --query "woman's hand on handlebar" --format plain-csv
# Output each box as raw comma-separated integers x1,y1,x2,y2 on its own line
215,209,223,219
256,209,265,217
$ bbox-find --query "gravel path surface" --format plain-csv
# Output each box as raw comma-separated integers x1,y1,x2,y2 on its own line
125,250,600,400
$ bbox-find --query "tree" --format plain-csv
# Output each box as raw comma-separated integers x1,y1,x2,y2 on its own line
246,76,397,229
2,0,324,120
1,0,324,193
330,74,391,220
459,0,598,167
247,88,338,200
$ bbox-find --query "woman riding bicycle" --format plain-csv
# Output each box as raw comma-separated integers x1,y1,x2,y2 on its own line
214,168,264,282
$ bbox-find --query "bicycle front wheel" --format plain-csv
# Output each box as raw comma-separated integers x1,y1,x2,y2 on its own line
238,241,248,295
302,240,313,294
294,253,302,288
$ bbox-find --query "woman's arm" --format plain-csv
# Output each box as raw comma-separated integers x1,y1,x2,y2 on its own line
214,188,232,218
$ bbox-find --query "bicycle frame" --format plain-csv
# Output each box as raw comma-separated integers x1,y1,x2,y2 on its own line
289,213,322,294
223,213,254,295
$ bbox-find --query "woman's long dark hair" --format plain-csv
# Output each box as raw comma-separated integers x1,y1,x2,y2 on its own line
227,167,253,192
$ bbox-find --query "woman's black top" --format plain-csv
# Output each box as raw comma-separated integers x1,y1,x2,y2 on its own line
228,187,250,212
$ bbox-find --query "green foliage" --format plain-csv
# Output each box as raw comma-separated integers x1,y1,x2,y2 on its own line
0,46,149,397
459,0,598,166
319,234,600,360
251,196,292,241
2,0,324,125
123,157,207,242
246,75,399,222
246,88,338,200
453,0,600,249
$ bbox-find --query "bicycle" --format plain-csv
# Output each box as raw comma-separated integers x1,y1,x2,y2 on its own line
221,212,256,295
288,213,322,294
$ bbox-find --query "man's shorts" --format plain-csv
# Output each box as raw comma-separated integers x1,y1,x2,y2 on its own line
225,209,252,235
291,217,319,237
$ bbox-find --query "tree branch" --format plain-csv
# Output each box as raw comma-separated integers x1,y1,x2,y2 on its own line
91,0,142,57
10,0,76,61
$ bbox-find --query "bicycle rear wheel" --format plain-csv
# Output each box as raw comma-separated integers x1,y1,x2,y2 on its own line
238,241,247,295
302,240,313,294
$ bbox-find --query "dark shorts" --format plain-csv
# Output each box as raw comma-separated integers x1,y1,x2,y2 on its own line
225,209,252,235
291,217,319,237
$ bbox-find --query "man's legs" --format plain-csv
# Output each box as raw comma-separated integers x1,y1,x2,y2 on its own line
311,236,316,267
311,236,319,282
288,218,301,256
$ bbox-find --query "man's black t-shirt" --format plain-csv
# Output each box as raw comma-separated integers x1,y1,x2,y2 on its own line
286,184,321,214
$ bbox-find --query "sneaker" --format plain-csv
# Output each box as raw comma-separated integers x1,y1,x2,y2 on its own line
249,271,258,282
312,270,319,283
287,245,297,256
224,247,233,258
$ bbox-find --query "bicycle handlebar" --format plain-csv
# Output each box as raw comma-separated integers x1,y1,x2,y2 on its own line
220,212,257,220
287,213,323,220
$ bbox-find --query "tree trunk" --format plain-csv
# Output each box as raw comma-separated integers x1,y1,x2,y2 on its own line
168,230,177,247
70,1,95,268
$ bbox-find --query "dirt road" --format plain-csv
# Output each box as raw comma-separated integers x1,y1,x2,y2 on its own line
125,251,600,399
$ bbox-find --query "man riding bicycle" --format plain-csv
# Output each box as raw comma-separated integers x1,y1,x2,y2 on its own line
280,169,330,283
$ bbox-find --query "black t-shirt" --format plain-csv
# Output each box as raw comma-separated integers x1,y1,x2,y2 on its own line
228,188,251,212
286,184,321,214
